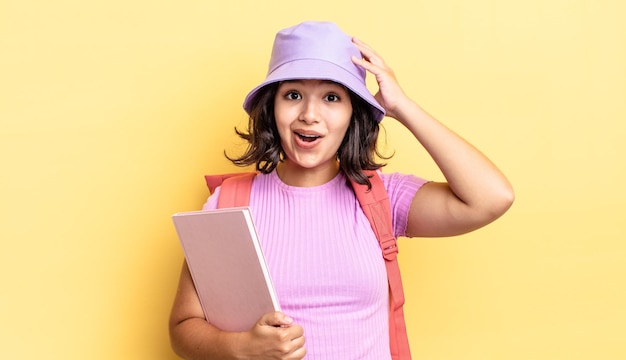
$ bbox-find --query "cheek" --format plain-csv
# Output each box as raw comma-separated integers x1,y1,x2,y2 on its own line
336,110,352,134
273,102,296,127
272,111,289,135
274,121,293,150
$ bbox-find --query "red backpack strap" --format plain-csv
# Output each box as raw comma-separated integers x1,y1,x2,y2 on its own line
204,172,256,208
350,170,412,360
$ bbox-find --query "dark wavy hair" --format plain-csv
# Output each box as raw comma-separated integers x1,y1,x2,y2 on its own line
226,82,389,189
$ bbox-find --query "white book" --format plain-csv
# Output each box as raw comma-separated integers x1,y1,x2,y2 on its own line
172,207,280,332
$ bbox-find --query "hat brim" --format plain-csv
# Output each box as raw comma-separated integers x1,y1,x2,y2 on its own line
243,59,385,123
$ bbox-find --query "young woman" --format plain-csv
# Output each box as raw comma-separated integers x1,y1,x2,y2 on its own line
169,21,514,360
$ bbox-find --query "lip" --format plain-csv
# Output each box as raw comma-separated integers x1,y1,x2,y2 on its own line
293,129,323,149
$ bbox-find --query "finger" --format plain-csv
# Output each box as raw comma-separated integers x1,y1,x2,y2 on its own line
352,36,375,55
286,324,305,339
283,331,306,359
352,37,384,66
351,55,385,79
289,337,307,359
289,345,307,360
351,53,375,70
258,311,294,327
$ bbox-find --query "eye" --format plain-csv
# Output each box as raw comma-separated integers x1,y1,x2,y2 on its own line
325,93,340,102
285,91,301,100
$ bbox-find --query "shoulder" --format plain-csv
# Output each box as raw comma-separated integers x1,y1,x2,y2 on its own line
374,171,430,237
202,172,270,211
379,171,429,195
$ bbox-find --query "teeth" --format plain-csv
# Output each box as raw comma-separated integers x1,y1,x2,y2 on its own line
297,132,319,138
296,132,320,143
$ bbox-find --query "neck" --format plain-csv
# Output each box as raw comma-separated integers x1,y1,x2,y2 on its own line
276,160,341,187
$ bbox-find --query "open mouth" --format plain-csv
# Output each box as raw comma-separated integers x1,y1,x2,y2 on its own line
296,132,321,143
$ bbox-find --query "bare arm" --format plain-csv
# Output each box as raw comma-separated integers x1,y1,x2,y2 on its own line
352,38,514,237
169,261,306,359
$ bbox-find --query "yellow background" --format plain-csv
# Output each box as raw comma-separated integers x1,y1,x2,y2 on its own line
1,0,624,359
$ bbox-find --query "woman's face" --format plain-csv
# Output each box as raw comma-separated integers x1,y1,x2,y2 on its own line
274,79,352,174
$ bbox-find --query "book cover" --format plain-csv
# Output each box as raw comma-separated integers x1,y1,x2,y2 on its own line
172,207,280,332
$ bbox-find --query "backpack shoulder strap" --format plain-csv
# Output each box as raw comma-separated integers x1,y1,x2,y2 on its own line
349,170,412,360
349,171,398,260
204,172,256,208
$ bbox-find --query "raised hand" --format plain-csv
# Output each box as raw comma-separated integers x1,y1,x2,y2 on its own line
351,37,410,121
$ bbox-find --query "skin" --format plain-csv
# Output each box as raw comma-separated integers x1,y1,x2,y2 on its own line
169,37,514,359
273,79,353,187
350,37,514,237
169,261,306,360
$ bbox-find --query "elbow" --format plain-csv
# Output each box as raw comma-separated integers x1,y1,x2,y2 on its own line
168,318,187,359
488,183,515,220
168,317,201,360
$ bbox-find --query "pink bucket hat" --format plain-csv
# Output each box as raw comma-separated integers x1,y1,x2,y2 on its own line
242,21,386,122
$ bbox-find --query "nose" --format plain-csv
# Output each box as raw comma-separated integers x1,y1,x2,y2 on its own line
299,99,320,124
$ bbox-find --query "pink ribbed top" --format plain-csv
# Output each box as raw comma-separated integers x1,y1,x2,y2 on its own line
203,170,427,359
